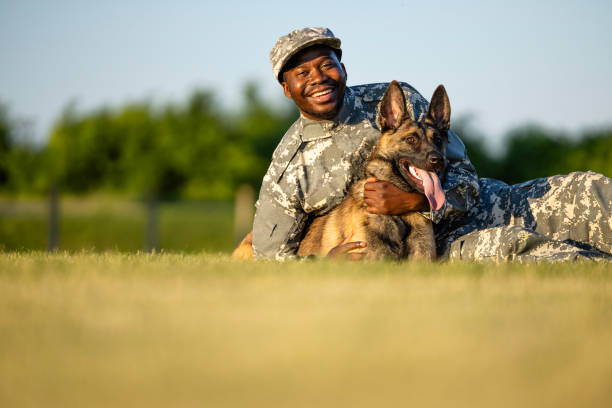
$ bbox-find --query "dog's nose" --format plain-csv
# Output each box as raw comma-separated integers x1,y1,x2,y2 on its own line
428,153,443,169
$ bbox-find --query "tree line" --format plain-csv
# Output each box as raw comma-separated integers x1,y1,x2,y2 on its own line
453,117,612,184
1,85,610,199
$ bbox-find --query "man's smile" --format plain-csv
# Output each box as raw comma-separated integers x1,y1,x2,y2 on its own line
306,86,337,103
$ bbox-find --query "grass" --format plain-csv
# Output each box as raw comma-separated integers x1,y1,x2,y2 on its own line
1,252,611,407
0,197,236,253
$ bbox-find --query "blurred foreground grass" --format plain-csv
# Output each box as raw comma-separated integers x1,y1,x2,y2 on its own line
0,197,235,252
1,252,611,407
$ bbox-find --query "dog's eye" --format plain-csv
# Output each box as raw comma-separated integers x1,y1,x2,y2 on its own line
403,136,417,144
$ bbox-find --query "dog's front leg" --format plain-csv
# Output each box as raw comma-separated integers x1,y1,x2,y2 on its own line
403,213,436,261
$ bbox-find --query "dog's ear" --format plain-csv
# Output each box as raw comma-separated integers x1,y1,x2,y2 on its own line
377,81,408,132
426,85,451,131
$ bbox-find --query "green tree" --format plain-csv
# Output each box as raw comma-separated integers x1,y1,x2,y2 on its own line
228,81,298,192
0,103,47,195
43,84,297,200
47,105,123,193
497,125,573,184
562,129,612,177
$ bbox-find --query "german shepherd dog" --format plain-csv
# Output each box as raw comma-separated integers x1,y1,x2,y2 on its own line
233,81,450,260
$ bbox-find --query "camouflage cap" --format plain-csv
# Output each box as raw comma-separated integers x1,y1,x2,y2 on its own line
270,27,342,83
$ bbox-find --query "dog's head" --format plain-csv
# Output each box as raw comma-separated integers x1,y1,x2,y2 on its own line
372,80,450,210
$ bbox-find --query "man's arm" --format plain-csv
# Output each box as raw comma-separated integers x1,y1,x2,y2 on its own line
251,117,371,260
252,181,307,260
252,177,368,260
363,177,429,214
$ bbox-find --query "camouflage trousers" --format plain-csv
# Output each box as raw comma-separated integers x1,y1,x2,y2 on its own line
436,171,612,262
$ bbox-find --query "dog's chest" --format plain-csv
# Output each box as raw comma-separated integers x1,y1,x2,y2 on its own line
366,214,412,257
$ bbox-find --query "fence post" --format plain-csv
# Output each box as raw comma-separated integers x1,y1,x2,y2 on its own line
47,183,59,252
145,193,158,253
233,184,255,246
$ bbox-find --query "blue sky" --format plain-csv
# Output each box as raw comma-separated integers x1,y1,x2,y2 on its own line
1,0,611,151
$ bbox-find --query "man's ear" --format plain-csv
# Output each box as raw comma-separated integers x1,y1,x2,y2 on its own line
281,80,292,99
341,62,347,81
426,85,451,131
377,80,407,131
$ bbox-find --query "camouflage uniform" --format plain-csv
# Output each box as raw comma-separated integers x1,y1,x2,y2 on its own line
254,27,612,261
252,82,480,259
438,172,612,262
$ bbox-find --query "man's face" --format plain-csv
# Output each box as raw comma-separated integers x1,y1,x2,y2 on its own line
281,46,347,121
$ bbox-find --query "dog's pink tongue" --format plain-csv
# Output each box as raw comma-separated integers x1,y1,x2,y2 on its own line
414,168,445,211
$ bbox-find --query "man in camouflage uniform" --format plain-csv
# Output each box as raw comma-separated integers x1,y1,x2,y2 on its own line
253,27,611,261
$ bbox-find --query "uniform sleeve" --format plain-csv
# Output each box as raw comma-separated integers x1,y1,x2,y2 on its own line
420,129,480,224
251,119,311,260
252,176,308,260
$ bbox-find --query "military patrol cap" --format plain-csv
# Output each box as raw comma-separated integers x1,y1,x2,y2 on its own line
270,27,342,83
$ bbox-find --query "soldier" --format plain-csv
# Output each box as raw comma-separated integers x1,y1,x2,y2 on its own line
253,27,611,262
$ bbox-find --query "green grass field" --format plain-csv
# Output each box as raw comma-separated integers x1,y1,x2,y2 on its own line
1,252,611,407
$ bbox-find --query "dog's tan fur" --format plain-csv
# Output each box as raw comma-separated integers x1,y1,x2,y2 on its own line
233,81,451,261
232,231,254,259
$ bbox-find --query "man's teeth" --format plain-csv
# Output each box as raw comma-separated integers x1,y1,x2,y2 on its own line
409,166,422,180
312,89,332,97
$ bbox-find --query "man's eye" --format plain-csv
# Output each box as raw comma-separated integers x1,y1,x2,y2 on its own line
296,70,308,77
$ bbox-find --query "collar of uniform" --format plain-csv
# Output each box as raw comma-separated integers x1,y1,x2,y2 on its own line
299,88,356,142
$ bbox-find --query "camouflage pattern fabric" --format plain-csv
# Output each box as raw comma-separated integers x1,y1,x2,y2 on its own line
252,82,480,260
438,171,612,262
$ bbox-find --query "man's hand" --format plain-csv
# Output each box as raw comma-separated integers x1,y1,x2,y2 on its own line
327,232,367,260
364,177,429,214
